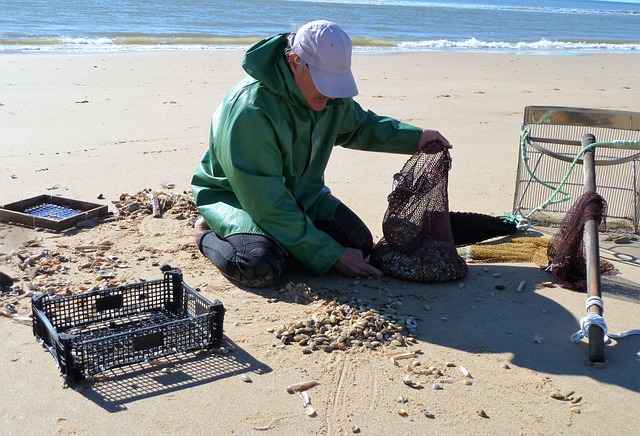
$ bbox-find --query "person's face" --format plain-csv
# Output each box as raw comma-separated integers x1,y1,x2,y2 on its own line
289,54,333,111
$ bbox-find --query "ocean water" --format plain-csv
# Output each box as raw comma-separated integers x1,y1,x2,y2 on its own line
1,0,639,54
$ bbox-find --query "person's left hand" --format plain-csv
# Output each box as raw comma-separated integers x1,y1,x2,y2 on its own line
418,129,453,153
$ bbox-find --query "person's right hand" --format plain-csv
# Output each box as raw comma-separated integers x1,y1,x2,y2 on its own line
418,129,453,153
333,247,383,278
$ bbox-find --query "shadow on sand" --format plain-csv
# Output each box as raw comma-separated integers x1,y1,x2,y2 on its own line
251,260,640,394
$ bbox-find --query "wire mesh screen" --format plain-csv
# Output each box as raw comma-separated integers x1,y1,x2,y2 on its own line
513,106,640,233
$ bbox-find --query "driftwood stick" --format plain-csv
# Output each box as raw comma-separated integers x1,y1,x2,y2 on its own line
151,190,162,218
74,245,111,252
389,352,417,365
285,380,319,394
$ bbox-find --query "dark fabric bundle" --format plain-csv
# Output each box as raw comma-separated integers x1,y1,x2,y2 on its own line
370,148,468,282
449,211,517,246
547,191,609,292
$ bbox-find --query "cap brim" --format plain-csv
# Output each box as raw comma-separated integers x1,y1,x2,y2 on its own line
308,66,359,98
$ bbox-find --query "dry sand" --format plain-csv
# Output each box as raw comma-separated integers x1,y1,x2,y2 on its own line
1,51,639,435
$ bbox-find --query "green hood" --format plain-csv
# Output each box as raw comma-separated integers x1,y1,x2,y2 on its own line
242,33,290,97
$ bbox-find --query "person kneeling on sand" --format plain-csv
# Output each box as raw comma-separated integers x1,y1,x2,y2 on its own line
191,19,452,288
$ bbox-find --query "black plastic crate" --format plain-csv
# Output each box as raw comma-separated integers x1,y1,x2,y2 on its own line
32,271,225,383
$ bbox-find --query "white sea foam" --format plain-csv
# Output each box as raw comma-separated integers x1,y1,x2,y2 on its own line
2,35,639,54
396,37,640,53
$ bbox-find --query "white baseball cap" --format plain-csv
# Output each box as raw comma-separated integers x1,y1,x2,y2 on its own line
289,20,359,98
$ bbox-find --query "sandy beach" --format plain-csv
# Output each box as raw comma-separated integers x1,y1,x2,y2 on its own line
1,51,639,435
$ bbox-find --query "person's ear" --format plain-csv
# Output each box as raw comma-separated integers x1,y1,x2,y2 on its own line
288,53,298,68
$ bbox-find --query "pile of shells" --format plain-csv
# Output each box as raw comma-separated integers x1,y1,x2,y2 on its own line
2,241,129,309
1,236,164,317
113,188,199,226
269,296,418,353
275,282,317,304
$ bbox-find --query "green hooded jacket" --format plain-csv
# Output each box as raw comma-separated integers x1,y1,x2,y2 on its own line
191,33,422,275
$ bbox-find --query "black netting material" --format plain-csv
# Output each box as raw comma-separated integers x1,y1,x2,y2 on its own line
370,148,468,282
547,191,611,292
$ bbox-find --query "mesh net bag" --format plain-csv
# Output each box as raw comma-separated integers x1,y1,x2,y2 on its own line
547,191,614,292
370,147,468,282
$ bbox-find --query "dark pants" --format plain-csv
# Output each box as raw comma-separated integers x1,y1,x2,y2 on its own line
198,203,373,288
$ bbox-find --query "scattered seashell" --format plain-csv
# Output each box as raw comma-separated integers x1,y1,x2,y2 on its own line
570,406,581,414
445,362,456,367
398,409,408,417
95,269,115,280
477,409,489,418
241,374,252,383
541,281,555,288
402,375,422,389
550,392,565,400
432,382,443,390
351,425,361,433
571,396,583,404
501,363,511,369
492,272,501,278
11,316,32,326
294,390,316,417
533,333,543,343
305,406,316,417
516,280,526,293
458,366,472,378
424,411,435,419
463,379,473,386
